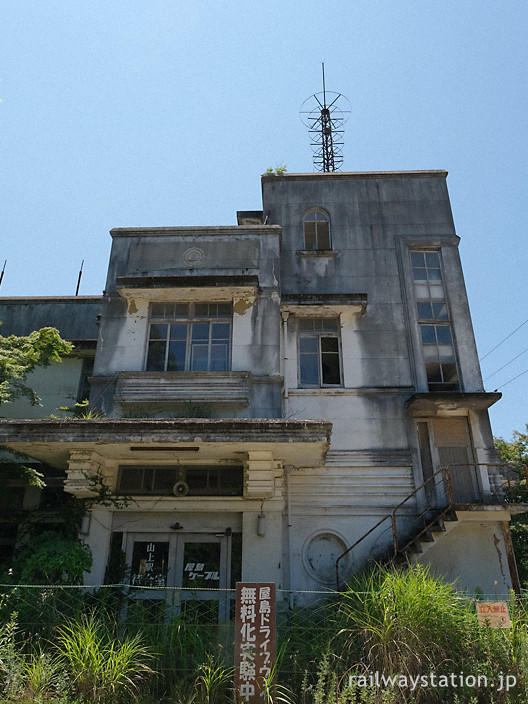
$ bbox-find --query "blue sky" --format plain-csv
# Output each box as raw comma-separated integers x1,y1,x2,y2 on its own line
1,1,527,439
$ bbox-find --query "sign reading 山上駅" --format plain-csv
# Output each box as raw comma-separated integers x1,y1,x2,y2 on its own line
234,582,276,702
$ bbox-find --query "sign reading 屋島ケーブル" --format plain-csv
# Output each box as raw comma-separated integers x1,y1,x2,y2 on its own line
476,601,511,628
234,582,276,702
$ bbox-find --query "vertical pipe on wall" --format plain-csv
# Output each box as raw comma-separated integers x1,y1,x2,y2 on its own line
281,312,290,417
285,464,294,609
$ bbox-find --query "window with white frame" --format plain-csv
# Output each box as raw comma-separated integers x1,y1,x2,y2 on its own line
298,318,342,386
146,302,232,372
410,251,459,391
303,209,331,251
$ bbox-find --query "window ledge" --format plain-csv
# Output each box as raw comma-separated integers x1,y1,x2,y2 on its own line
296,250,339,258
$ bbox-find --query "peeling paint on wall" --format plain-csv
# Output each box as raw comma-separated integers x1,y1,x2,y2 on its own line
234,297,254,315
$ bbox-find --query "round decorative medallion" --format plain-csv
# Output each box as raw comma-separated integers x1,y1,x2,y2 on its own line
303,531,349,584
182,247,205,266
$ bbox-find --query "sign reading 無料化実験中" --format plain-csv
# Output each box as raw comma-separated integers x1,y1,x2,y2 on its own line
234,582,276,702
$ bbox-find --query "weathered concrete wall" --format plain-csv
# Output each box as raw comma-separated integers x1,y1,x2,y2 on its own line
414,511,514,594
92,227,283,417
0,297,102,340
0,357,85,419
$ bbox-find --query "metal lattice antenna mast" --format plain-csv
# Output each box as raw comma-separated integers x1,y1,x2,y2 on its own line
300,64,351,172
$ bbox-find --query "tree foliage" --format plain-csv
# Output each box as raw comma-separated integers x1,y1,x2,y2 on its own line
495,424,528,465
0,325,72,405
495,426,528,589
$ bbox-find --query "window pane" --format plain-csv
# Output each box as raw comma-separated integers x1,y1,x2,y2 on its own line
432,303,448,320
146,341,166,371
321,318,339,332
299,336,318,354
210,344,229,371
413,268,427,281
169,323,187,340
420,326,436,344
417,302,433,320
167,340,186,371
217,302,232,316
298,319,315,331
192,323,210,340
119,467,143,492
194,303,210,318
149,324,167,340
411,251,425,267
300,354,319,385
428,267,443,281
174,303,189,317
212,322,230,340
304,221,316,250
425,252,440,268
190,343,209,371
151,303,165,318
435,326,452,344
317,222,330,249
321,337,340,384
154,468,177,493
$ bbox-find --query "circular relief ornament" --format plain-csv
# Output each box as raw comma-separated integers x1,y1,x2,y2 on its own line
303,531,349,585
182,247,205,266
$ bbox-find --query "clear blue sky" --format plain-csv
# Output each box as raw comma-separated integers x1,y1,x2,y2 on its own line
1,1,527,439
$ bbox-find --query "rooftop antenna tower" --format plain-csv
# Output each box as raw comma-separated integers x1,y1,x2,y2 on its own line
300,64,351,172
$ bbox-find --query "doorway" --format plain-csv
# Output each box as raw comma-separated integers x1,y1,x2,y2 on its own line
124,531,239,621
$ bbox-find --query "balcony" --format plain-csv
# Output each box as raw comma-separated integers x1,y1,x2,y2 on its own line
114,371,251,408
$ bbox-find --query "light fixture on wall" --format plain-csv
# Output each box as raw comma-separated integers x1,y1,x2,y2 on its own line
257,501,267,537
170,522,183,531
80,513,91,535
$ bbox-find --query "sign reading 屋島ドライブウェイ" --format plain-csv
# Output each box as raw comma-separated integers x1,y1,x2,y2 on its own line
234,582,276,703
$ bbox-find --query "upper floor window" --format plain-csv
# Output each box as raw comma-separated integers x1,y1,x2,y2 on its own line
410,251,459,392
298,317,342,387
303,209,331,251
146,302,232,372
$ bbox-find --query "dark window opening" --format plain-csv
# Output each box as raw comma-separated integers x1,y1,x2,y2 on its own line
117,465,244,496
303,211,331,250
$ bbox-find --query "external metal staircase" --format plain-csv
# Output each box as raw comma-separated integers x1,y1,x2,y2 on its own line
335,463,524,589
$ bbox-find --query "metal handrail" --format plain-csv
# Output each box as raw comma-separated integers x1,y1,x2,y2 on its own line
335,462,528,589
391,466,453,555
335,466,453,588
335,513,391,589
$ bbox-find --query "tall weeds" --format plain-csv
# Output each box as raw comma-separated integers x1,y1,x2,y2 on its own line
54,612,154,703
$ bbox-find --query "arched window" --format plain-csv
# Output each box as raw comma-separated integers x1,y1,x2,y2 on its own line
303,209,331,251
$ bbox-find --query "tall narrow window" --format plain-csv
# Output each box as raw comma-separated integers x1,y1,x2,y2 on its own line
303,209,331,251
298,318,342,386
410,251,459,391
146,303,232,372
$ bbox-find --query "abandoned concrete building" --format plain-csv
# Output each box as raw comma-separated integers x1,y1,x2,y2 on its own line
0,170,522,612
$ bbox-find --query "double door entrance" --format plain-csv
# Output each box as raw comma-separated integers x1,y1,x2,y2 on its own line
125,531,239,621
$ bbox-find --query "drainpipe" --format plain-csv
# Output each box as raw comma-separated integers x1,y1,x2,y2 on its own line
281,312,290,417
285,464,294,609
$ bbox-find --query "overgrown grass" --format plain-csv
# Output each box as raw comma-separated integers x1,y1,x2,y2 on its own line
2,567,528,703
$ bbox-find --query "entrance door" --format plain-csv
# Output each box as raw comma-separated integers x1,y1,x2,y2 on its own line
125,531,235,621
417,418,480,504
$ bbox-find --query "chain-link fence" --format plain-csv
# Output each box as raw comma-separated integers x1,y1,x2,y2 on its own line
0,583,337,699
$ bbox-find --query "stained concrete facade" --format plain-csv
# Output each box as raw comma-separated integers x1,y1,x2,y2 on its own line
0,171,521,605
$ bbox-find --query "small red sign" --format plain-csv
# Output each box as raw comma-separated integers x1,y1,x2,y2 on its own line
234,582,276,702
